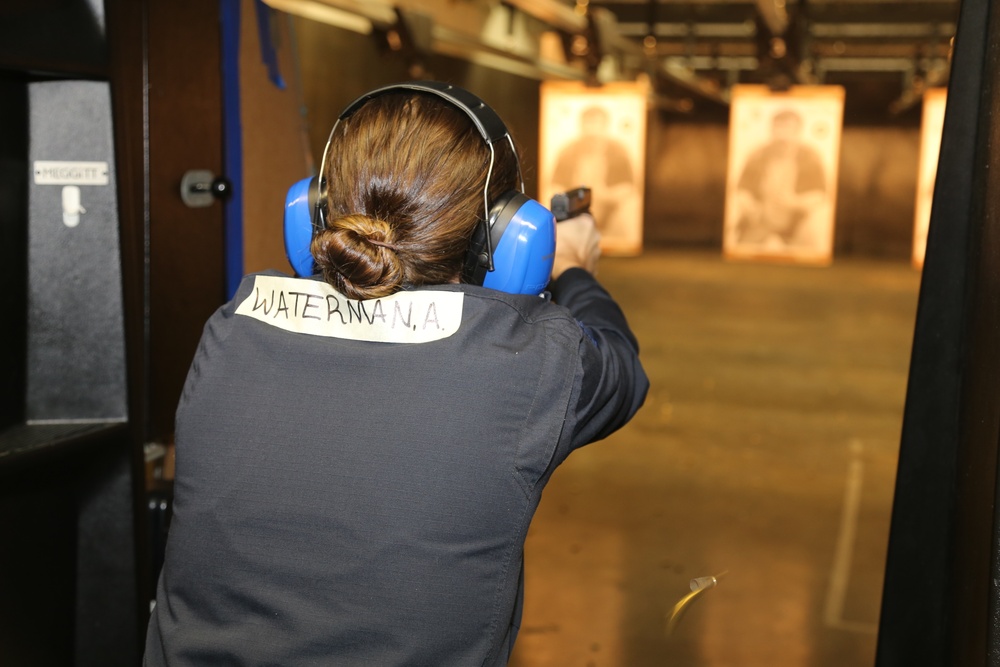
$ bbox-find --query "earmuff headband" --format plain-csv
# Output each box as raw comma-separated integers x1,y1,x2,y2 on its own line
340,82,511,144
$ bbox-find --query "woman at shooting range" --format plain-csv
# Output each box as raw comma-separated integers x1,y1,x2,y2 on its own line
144,82,648,666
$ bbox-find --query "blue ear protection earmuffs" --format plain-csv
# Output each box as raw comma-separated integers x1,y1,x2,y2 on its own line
283,81,556,296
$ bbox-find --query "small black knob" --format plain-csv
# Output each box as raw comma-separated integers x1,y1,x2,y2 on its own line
209,177,232,199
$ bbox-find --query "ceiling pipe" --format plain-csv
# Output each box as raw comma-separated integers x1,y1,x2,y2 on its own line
264,0,381,34
502,0,586,35
263,0,592,81
754,0,789,36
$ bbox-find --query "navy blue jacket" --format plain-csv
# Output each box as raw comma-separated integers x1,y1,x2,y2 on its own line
145,267,647,666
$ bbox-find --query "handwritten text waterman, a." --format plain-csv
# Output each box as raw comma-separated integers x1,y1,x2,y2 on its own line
235,275,464,344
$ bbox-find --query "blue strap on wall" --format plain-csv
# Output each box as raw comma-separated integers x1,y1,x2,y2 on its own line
255,0,286,90
220,0,288,299
220,0,244,300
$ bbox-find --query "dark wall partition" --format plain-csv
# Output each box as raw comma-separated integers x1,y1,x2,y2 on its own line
876,0,1000,663
0,0,107,76
0,1,145,664
0,80,28,432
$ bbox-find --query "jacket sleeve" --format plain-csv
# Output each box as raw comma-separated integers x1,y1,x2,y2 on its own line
548,267,649,447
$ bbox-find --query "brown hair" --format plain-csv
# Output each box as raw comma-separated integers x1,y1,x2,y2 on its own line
310,91,520,300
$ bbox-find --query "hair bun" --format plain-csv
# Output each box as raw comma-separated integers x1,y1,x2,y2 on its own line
311,213,405,299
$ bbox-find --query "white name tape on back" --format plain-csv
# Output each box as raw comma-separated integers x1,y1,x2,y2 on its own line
236,275,464,344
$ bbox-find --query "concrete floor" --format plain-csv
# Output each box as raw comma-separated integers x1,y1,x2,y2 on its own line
509,250,921,667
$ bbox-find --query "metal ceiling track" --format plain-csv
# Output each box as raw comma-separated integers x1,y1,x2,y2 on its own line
265,0,959,112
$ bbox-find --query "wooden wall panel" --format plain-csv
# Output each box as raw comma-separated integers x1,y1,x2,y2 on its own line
290,17,541,197
240,2,311,275
147,0,225,439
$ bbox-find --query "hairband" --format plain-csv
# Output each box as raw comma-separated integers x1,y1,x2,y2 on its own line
368,238,401,252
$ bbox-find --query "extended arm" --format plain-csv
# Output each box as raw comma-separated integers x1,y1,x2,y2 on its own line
549,215,649,446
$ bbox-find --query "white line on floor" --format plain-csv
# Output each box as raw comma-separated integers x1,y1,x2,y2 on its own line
824,438,878,635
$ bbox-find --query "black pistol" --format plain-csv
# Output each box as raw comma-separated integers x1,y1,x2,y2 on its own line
550,187,592,222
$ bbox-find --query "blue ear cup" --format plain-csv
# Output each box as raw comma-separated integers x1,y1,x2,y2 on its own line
284,176,318,277
479,193,557,295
